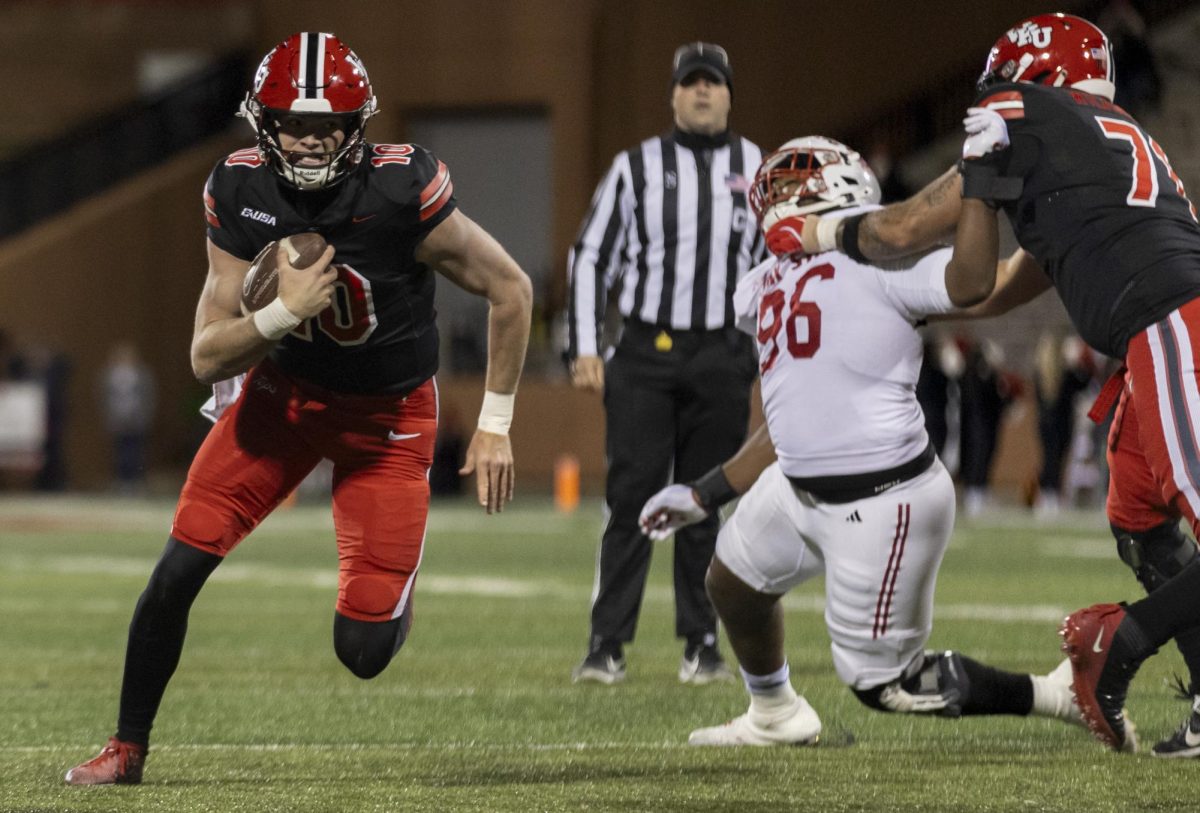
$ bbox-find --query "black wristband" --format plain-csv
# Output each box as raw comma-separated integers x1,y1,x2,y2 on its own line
840,213,870,264
690,466,739,511
958,156,1023,205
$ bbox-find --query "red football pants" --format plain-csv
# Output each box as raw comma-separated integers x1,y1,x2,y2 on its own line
1108,297,1200,536
172,360,438,621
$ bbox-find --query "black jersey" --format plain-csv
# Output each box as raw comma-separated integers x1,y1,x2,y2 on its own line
977,82,1200,357
204,142,456,394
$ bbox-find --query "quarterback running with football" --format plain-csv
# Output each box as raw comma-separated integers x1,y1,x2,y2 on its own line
65,32,532,784
797,13,1200,756
639,134,1091,746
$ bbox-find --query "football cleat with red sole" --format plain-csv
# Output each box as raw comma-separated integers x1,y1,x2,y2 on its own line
64,737,146,785
1060,603,1148,753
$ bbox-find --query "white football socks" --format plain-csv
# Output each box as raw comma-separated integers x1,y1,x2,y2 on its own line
742,662,798,714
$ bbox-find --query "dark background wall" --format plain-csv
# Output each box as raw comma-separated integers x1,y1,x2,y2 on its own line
0,0,1089,491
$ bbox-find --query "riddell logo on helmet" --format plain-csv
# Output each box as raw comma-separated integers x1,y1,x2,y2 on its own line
1007,22,1051,48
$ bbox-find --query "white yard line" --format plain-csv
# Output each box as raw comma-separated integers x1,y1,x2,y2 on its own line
0,497,582,536
3,553,1071,622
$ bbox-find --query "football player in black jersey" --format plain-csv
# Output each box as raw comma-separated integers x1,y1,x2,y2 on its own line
65,33,532,785
798,13,1200,757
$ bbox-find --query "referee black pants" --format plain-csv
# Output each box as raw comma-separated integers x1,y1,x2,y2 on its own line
588,320,755,652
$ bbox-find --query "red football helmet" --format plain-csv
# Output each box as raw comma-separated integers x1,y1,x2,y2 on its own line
979,13,1115,101
239,32,378,189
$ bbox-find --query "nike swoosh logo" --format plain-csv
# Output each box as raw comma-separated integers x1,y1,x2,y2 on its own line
352,214,377,223
387,431,421,441
1092,628,1106,653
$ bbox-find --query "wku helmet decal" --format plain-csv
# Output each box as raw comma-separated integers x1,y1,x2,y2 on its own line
980,14,1115,102
1006,21,1052,50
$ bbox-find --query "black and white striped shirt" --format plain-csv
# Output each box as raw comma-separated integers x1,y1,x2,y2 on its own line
567,130,765,358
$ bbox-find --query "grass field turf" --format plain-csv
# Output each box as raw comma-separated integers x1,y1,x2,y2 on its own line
1,495,1197,812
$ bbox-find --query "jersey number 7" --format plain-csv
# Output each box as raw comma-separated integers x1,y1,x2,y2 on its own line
1096,116,1198,221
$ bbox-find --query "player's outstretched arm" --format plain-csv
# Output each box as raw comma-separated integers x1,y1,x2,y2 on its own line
801,167,962,261
191,239,335,384
417,209,533,514
639,424,777,541
933,248,1052,322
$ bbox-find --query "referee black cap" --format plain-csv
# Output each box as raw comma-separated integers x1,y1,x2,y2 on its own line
672,42,732,92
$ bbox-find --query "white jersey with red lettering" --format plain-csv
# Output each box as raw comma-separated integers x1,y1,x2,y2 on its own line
721,206,960,688
736,206,955,479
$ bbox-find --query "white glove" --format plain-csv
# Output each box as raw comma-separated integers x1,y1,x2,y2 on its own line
638,484,709,541
961,107,1009,160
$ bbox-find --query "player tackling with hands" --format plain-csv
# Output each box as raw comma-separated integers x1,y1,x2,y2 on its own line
794,13,1200,757
66,32,531,786
638,131,1093,748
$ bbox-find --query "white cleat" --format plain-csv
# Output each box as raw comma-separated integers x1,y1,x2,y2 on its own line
688,696,822,746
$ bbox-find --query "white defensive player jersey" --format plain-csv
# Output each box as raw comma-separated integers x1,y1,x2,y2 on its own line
734,206,955,479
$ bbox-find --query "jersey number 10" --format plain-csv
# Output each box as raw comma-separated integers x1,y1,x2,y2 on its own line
1096,116,1198,221
290,264,377,346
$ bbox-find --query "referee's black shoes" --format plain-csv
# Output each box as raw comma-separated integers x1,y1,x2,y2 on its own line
679,642,735,685
572,648,627,685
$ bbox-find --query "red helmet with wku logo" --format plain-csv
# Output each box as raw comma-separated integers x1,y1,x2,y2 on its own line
238,32,378,190
979,13,1115,101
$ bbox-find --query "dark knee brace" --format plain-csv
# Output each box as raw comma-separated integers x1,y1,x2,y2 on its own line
1113,521,1199,593
1115,522,1200,694
333,605,412,680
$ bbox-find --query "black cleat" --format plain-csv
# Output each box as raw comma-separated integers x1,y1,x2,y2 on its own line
572,648,627,685
678,643,735,685
1153,695,1200,758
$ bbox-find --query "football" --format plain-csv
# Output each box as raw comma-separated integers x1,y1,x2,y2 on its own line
240,232,329,313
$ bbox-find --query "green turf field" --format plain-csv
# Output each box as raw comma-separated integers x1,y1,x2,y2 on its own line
1,495,1196,812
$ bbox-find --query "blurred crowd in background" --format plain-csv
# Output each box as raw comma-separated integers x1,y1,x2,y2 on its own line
0,0,1180,509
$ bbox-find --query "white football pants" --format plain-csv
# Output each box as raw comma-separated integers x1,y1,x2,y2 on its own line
716,459,955,689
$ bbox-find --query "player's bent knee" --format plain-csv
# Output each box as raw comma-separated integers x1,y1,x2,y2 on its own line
704,558,759,615
1112,521,1199,593
142,538,221,606
333,611,409,680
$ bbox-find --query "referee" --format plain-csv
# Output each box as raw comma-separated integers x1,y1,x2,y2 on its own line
567,42,764,685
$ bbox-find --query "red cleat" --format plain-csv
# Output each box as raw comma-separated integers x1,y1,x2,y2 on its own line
1060,602,1148,753
64,737,147,785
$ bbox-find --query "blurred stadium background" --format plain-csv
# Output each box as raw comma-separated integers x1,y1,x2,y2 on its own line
4,2,1200,809
1,0,1198,502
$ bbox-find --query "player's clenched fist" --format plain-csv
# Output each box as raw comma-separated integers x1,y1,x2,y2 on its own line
277,243,337,320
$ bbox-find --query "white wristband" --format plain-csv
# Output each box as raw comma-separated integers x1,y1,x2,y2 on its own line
815,217,840,253
252,297,302,341
477,390,515,435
